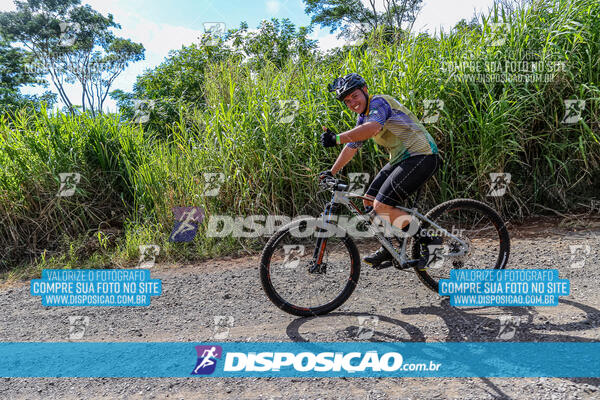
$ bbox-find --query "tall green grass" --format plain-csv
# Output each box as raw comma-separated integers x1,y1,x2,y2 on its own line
1,0,599,272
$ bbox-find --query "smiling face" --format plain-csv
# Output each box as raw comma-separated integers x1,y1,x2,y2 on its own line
343,86,369,114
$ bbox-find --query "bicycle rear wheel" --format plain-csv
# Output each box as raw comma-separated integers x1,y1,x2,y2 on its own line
411,199,510,293
260,217,361,317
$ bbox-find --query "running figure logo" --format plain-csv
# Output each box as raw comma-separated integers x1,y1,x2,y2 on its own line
422,99,444,124
57,172,81,197
497,316,521,340
169,207,204,242
487,173,511,197
348,173,370,195
562,100,585,124
427,244,448,269
191,345,223,375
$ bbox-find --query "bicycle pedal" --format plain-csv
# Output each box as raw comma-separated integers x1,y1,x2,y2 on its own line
372,261,393,270
395,259,422,270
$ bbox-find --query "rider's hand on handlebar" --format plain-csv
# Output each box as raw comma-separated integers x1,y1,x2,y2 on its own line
319,170,334,181
320,126,337,148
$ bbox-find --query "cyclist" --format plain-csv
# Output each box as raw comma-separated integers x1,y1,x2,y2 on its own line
320,73,442,268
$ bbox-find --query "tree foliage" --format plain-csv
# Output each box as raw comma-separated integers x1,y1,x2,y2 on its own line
112,18,318,128
0,0,144,115
303,0,424,41
227,18,318,69
0,37,56,113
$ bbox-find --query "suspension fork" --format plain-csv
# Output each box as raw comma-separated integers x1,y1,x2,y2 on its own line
312,201,338,265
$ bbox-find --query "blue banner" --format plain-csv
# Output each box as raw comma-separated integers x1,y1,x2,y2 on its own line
30,269,162,306
439,269,569,306
0,342,598,377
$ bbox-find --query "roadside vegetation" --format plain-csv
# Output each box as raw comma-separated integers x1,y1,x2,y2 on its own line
1,0,598,277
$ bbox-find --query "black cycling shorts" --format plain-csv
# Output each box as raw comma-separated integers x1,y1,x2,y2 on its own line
365,154,441,207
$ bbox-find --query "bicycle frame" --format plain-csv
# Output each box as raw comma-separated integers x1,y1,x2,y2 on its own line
312,184,469,268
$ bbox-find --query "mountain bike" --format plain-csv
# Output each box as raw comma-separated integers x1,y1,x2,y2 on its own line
260,175,510,317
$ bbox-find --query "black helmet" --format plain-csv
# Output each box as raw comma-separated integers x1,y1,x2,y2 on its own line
328,73,366,101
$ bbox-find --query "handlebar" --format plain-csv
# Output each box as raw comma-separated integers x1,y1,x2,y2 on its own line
319,176,349,192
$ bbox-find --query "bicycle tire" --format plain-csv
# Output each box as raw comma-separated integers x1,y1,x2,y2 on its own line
260,217,361,317
411,198,510,293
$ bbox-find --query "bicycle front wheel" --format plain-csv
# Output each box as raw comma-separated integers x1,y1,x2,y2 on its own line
260,217,361,317
411,199,510,293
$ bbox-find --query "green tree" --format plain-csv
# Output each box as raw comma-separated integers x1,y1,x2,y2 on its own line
227,18,318,69
451,17,482,35
0,0,144,115
0,38,56,113
303,0,424,41
112,18,317,129
110,41,235,130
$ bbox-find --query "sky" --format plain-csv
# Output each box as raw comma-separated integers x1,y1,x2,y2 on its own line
0,0,497,112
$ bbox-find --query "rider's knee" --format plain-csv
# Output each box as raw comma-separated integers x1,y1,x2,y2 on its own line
362,197,374,208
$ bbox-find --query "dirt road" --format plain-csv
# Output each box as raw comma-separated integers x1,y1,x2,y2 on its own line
1,221,599,399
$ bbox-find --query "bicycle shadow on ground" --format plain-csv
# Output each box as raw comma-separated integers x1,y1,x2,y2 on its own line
286,298,600,343
285,298,600,399
286,311,426,343
403,298,600,397
400,298,600,343
401,298,600,342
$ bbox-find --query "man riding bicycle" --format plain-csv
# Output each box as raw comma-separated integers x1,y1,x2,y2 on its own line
320,73,442,268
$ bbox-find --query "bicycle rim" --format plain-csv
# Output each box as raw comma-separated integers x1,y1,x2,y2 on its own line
411,199,510,293
260,218,361,316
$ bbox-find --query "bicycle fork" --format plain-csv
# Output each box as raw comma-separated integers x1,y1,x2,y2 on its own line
309,202,337,274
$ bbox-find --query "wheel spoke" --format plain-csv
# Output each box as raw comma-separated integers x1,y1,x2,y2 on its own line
261,218,359,314
411,201,510,292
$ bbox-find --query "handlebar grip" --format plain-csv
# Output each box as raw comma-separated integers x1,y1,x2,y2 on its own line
318,176,350,192
318,176,337,189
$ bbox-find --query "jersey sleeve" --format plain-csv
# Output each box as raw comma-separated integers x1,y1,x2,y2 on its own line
364,96,392,126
